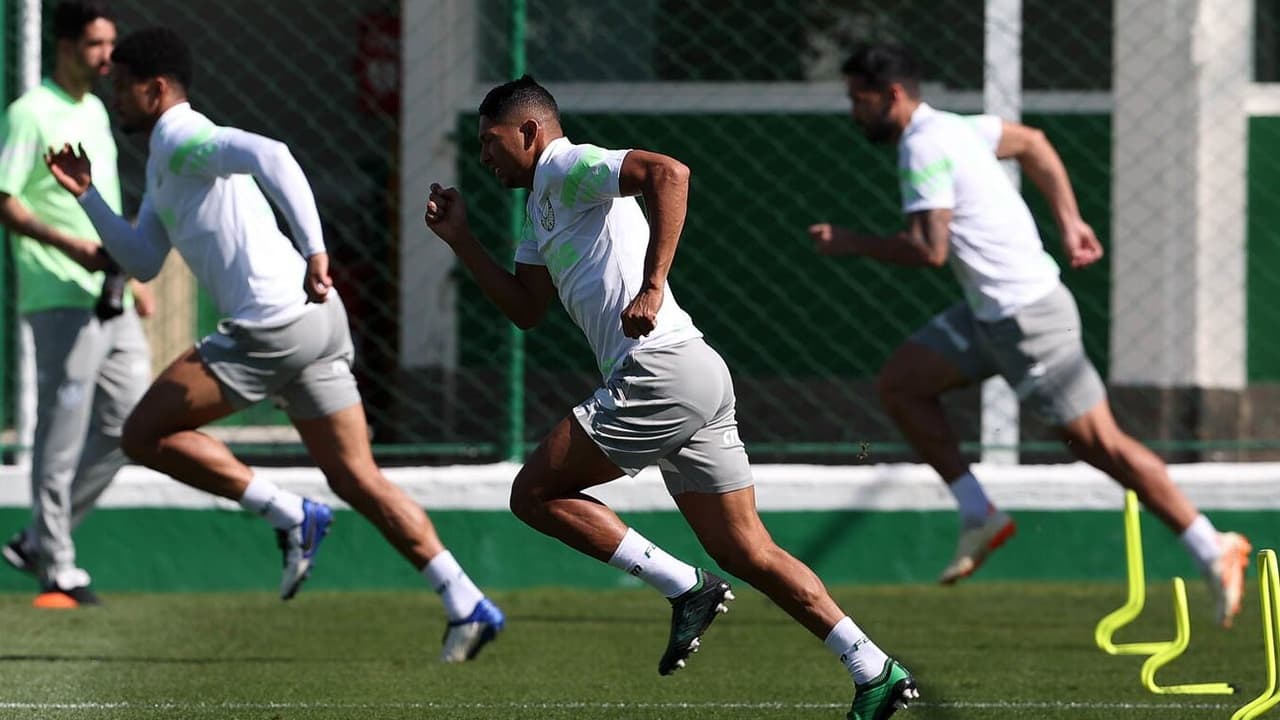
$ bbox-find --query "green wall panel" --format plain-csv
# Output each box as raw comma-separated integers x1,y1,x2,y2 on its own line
3,506,1273,593
1249,117,1280,381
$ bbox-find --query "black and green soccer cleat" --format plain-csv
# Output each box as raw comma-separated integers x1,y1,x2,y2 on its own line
848,658,919,720
658,569,734,675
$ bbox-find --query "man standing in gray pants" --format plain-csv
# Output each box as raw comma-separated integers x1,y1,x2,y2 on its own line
0,0,153,607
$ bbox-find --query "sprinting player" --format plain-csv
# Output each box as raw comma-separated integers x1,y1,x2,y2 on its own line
0,0,154,607
45,27,503,661
808,43,1250,627
426,74,917,718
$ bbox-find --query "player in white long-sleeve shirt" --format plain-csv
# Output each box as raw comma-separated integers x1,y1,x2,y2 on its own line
45,27,503,661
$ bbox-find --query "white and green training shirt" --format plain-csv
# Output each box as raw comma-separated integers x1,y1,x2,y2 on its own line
78,102,327,327
898,102,1060,321
516,137,702,380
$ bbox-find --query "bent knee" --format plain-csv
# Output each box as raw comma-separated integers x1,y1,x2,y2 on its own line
322,465,385,503
508,475,538,522
324,472,362,501
706,541,775,580
877,364,917,407
119,416,159,463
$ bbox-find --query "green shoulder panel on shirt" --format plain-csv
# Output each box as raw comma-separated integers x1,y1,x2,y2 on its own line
170,126,217,175
899,156,954,191
560,145,610,207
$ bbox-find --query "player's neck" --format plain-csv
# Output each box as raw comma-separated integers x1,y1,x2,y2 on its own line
892,99,923,141
523,133,562,188
51,65,90,101
900,98,922,123
158,95,189,115
143,97,191,138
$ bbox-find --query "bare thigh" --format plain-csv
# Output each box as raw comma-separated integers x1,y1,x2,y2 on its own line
513,417,625,501
122,347,237,451
879,341,973,399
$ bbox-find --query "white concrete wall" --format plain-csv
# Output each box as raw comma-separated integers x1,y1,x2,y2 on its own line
1111,0,1252,389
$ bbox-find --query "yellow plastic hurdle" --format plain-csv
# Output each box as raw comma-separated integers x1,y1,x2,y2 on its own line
1094,490,1234,695
1233,550,1280,720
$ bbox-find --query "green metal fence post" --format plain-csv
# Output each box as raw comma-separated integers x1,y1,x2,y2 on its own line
504,0,527,462
0,0,10,434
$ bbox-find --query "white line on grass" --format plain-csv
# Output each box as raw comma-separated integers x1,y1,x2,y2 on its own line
0,700,1241,711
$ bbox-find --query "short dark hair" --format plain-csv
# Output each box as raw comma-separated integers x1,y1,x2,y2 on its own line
52,0,114,41
113,26,193,89
478,74,559,122
841,43,922,97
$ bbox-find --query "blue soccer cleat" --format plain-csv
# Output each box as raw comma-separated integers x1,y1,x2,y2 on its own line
441,597,505,662
276,498,333,600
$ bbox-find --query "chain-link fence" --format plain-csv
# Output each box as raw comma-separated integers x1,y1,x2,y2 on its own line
2,0,1279,464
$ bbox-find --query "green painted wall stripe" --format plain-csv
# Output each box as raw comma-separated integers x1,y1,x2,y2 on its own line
560,145,609,206
3,508,1276,593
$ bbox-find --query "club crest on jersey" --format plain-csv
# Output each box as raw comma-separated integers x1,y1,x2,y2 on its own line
539,194,555,231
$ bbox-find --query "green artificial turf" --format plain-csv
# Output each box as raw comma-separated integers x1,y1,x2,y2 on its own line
0,580,1267,719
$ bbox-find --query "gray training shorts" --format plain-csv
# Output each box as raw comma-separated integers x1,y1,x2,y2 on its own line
908,283,1106,425
573,337,754,496
196,293,361,420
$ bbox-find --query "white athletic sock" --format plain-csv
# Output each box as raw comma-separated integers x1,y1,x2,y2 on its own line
238,477,306,530
825,616,890,685
606,528,699,598
948,471,993,527
422,550,486,622
1180,514,1221,575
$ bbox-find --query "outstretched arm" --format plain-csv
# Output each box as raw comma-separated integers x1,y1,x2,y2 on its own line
996,121,1103,268
616,150,690,338
424,183,556,329
808,209,952,268
45,143,172,281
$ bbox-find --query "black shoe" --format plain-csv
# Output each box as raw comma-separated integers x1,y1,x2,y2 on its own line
658,569,734,675
2,533,35,575
37,583,102,607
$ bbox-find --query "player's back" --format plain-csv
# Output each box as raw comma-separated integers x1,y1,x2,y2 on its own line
146,103,309,326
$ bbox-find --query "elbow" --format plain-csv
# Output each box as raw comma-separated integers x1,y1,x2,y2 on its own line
267,138,291,159
1023,128,1050,159
110,245,165,281
513,311,542,330
663,159,691,187
124,260,163,283
260,139,295,172
649,158,690,191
